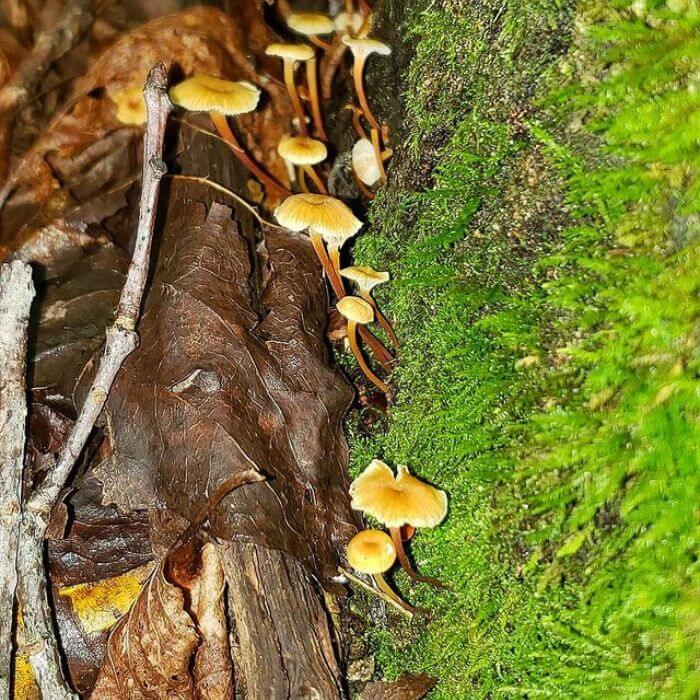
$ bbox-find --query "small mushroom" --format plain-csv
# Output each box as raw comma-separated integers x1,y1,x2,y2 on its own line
287,12,335,50
265,43,315,137
170,76,289,199
340,265,399,349
342,38,391,182
336,296,388,393
346,529,416,616
334,11,367,36
274,192,360,295
349,459,448,589
341,37,390,133
278,136,328,193
111,85,147,125
351,138,381,186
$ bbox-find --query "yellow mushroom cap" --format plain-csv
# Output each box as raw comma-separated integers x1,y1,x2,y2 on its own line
342,37,392,59
265,42,315,62
274,193,362,240
111,86,147,125
350,459,448,529
337,296,374,325
287,12,335,36
352,138,381,186
340,265,390,292
278,136,328,165
170,76,260,115
346,529,396,574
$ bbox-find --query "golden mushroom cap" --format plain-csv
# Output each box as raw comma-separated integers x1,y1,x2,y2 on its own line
288,12,335,36
350,459,448,529
352,138,381,186
346,529,396,574
278,136,328,165
340,265,390,292
265,42,315,62
111,86,147,125
336,296,374,325
170,76,260,115
274,193,362,239
342,37,392,58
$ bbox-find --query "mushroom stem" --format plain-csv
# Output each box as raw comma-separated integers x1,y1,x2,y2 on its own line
360,290,399,349
309,35,331,51
347,321,389,393
305,58,328,141
329,245,342,276
349,104,368,139
345,0,354,12
309,230,345,297
370,127,388,184
283,60,308,136
352,56,380,131
389,527,448,590
372,573,417,616
209,112,290,199
298,166,310,192
303,165,327,194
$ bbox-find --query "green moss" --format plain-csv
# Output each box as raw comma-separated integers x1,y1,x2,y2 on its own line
348,0,699,697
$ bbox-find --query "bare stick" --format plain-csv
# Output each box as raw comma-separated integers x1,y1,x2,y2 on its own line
16,64,172,700
0,262,34,698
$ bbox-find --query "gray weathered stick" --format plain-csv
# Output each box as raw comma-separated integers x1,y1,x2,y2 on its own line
16,64,172,700
0,261,34,699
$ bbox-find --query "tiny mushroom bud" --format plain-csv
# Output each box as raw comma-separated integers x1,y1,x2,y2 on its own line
337,296,388,393
349,459,448,588
340,265,398,349
170,76,289,199
352,137,381,186
265,43,315,137
334,11,367,36
111,85,147,125
278,136,328,193
346,529,415,616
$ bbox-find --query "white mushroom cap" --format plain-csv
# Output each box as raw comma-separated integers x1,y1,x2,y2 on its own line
334,11,367,35
352,138,381,186
342,37,391,59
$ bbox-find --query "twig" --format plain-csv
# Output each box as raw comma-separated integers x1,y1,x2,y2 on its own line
16,63,172,700
338,567,414,619
0,262,34,698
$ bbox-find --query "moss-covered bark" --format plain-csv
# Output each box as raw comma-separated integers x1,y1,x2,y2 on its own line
348,0,699,697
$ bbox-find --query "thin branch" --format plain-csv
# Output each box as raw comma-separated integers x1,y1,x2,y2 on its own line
337,567,414,619
0,261,34,698
16,63,172,700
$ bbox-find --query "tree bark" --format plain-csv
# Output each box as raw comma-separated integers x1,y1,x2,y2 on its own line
222,543,345,700
0,261,34,699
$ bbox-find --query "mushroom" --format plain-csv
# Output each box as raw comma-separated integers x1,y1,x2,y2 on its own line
351,138,381,186
287,12,335,50
274,192,358,296
340,265,399,349
349,459,448,588
265,43,315,137
346,529,416,616
111,85,146,125
169,76,289,199
278,136,328,193
334,11,366,36
336,296,388,393
342,37,391,182
341,37,390,133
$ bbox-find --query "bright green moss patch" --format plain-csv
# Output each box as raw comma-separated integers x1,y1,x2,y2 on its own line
348,0,699,697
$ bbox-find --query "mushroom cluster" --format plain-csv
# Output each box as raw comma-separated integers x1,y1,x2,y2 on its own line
345,459,448,614
162,0,397,393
